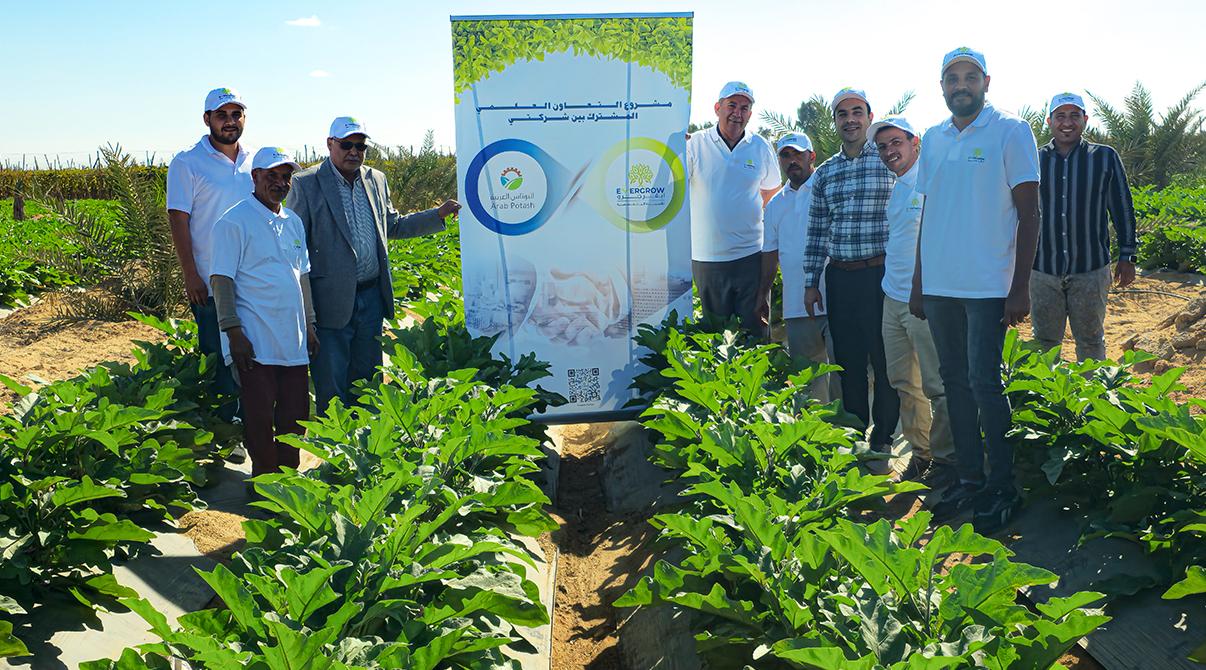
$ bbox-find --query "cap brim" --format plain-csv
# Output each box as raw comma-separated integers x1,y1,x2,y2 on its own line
332,130,370,139
777,142,811,153
206,101,247,112
721,92,754,104
1048,102,1087,115
256,160,302,171
942,55,986,75
831,94,869,112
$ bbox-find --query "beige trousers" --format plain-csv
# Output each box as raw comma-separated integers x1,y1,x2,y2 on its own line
881,297,955,463
786,315,841,404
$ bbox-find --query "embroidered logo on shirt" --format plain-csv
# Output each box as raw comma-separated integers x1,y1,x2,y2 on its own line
743,158,755,169
968,148,986,164
909,196,922,210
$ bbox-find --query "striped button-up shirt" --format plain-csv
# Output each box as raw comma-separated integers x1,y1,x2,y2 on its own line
1035,140,1137,275
803,142,896,288
335,167,381,283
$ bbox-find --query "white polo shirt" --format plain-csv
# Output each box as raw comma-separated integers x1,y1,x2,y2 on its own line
762,175,826,318
210,197,311,367
916,104,1039,298
882,162,924,303
687,127,780,262
166,136,254,292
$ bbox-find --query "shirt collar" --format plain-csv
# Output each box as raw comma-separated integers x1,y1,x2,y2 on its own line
200,135,247,162
1042,138,1087,156
940,102,995,134
712,125,752,149
837,140,879,162
247,194,288,221
326,157,364,184
897,161,920,187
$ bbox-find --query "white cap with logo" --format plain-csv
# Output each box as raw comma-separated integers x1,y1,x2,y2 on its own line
718,81,755,103
776,132,814,154
204,87,246,113
830,87,870,113
329,116,370,139
867,116,918,143
941,47,988,76
1048,91,1087,115
252,147,301,172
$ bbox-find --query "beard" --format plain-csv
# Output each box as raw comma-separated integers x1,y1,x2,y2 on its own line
210,126,243,146
945,89,985,118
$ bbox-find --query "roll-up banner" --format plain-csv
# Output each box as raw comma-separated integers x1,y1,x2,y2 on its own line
451,13,694,421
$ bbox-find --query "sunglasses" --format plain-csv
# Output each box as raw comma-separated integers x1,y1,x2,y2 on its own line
335,140,368,151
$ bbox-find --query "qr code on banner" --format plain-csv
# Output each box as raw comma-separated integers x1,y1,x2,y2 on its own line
567,367,601,404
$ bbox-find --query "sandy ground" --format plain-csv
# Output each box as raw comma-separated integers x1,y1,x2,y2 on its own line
2,272,1201,669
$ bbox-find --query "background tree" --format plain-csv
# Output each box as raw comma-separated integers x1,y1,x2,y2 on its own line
759,91,916,161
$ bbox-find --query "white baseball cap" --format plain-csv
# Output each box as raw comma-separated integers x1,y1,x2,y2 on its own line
868,116,919,143
941,46,988,76
252,147,301,172
718,81,754,103
204,87,246,113
830,87,870,113
776,132,814,154
329,116,370,139
1048,91,1087,115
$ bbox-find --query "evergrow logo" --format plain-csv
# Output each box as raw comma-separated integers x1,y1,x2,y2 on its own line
500,166,524,191
628,163,653,187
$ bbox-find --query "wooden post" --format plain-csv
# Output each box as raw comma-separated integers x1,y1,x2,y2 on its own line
13,180,25,221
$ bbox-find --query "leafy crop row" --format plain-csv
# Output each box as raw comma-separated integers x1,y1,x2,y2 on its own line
1002,333,1206,661
0,316,239,658
615,319,1112,669
75,309,563,668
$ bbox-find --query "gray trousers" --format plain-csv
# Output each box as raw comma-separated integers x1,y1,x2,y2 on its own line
786,315,841,404
692,252,763,336
1029,266,1111,361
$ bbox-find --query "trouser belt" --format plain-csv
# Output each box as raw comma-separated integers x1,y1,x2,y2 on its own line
829,254,886,271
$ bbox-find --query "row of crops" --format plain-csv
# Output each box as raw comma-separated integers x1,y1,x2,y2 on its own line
610,318,1206,667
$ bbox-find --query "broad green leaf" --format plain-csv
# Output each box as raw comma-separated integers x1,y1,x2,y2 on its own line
196,564,266,637
0,620,29,658
1163,566,1206,599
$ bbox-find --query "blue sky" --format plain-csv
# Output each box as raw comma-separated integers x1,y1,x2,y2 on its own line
3,0,1204,165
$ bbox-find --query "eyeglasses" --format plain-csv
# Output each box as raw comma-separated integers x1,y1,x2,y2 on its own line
335,140,368,151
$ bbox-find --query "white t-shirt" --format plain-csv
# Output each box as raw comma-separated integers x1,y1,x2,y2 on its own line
762,175,826,318
882,162,924,303
166,136,254,292
687,127,780,262
209,197,311,367
916,104,1040,298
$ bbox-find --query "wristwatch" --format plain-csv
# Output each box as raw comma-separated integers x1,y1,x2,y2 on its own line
1119,254,1138,263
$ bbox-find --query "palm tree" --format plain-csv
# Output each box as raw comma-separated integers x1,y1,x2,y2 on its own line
1088,81,1206,188
759,91,916,161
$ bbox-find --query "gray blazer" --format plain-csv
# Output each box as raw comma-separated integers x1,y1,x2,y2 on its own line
289,159,444,329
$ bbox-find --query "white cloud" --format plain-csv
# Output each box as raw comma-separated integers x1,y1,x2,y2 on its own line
286,15,321,27
309,69,332,78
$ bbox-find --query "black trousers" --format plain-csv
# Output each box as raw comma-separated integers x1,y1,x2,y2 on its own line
825,263,900,446
692,251,764,337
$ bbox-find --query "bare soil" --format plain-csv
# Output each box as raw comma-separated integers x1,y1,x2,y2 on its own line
2,273,1200,669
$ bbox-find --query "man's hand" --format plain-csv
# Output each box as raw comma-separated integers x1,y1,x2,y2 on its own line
307,324,320,357
184,270,208,305
227,327,256,373
908,286,926,320
804,288,824,317
755,293,770,328
437,200,461,219
1114,260,1136,288
1002,287,1031,327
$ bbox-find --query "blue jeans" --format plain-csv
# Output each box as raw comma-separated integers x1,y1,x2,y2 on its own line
190,297,240,422
312,285,386,415
923,296,1013,489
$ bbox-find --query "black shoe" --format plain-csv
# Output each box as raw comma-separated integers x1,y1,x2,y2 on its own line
897,456,931,482
227,443,248,464
973,486,1022,533
915,460,959,493
930,481,983,523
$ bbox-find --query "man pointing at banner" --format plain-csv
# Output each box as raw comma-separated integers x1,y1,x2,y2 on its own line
687,81,780,334
289,116,460,413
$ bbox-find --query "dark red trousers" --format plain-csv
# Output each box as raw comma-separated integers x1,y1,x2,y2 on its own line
238,363,309,477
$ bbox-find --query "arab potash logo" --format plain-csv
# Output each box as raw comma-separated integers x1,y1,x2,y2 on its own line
500,166,524,191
